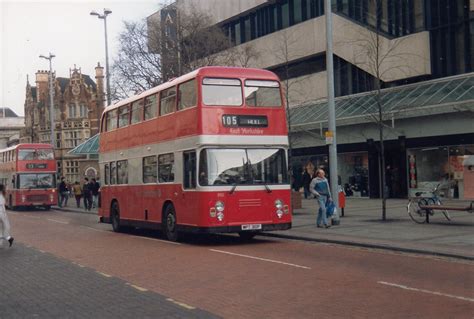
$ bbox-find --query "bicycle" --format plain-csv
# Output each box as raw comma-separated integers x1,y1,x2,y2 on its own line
407,184,451,224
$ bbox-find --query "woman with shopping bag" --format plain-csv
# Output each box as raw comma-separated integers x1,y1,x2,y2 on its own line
310,169,332,228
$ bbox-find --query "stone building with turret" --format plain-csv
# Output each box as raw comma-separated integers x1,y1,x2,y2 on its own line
21,63,105,183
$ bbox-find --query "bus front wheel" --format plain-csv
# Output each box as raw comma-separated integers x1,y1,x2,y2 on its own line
111,201,122,232
163,205,179,242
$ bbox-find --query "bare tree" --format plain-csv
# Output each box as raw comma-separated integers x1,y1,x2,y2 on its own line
336,6,427,220
111,20,163,100
111,4,260,100
271,30,310,160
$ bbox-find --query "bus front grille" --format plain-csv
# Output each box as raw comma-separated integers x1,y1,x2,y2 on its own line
239,199,262,207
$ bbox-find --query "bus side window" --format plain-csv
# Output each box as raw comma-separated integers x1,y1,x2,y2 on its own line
178,79,197,111
160,87,176,116
158,153,174,183
110,162,117,185
144,94,158,120
183,151,196,189
117,160,128,184
143,156,158,183
104,164,109,185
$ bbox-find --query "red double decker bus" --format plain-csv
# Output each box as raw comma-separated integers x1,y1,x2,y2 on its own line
99,66,291,240
0,143,57,210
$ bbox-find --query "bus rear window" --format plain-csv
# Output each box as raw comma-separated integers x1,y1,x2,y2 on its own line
202,78,242,106
244,80,282,107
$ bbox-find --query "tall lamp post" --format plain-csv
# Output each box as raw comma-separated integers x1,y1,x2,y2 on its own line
39,53,56,148
90,8,112,106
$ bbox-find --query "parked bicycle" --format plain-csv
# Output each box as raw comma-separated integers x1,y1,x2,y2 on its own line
407,184,451,224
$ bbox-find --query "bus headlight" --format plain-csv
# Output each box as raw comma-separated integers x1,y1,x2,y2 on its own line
50,194,54,202
274,199,283,210
276,210,283,218
215,201,225,212
217,212,225,221
21,195,26,203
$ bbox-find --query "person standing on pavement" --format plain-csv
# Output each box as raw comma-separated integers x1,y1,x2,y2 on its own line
0,184,14,247
310,169,332,228
91,178,100,209
58,177,69,207
73,181,82,208
82,177,93,211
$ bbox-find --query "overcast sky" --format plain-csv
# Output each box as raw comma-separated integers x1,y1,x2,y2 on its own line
1,0,163,116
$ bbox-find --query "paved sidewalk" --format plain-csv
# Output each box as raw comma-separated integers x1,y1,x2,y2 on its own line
269,197,474,260
53,197,474,260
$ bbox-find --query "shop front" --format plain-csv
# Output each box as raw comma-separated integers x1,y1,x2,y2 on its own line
407,145,474,199
290,151,370,198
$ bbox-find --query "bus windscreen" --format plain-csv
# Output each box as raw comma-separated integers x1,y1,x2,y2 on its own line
199,148,288,186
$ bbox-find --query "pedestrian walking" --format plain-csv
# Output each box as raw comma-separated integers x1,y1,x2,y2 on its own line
91,178,100,209
73,181,82,208
58,177,69,207
0,184,14,247
310,169,332,228
82,177,93,211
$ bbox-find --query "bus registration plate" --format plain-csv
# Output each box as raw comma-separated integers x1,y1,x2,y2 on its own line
241,224,262,231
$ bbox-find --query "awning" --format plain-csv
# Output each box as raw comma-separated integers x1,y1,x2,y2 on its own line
68,134,99,155
290,72,474,132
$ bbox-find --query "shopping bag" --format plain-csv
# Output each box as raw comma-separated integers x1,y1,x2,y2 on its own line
326,201,335,217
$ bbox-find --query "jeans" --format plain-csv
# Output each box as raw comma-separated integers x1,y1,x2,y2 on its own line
304,187,311,199
59,192,69,207
316,195,329,226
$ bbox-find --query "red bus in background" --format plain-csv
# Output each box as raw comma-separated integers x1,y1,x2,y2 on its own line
0,143,57,210
99,66,291,241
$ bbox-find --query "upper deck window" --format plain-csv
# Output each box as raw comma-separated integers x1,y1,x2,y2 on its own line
202,78,243,106
18,149,54,160
118,105,130,128
131,99,144,124
106,109,118,131
244,80,282,107
144,94,158,120
160,87,176,116
178,79,197,110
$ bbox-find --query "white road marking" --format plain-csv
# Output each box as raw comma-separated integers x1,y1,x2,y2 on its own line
97,271,112,278
166,298,196,310
127,283,148,292
210,249,311,269
47,218,69,224
378,281,474,302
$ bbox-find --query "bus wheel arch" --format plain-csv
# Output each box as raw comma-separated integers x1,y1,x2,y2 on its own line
162,202,178,242
110,199,122,232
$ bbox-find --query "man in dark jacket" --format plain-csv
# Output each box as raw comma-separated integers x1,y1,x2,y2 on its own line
91,178,100,208
58,177,69,207
82,177,93,211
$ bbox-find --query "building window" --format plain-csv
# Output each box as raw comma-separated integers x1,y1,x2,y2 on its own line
158,153,174,183
143,156,158,183
69,104,77,118
79,104,88,118
65,160,80,183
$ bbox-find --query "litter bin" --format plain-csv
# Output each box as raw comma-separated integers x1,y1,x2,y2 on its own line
338,188,346,217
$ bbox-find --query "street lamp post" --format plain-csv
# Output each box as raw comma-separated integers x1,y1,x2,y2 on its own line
39,53,56,148
90,8,112,106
